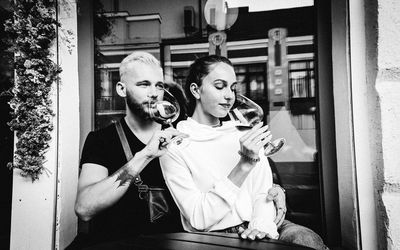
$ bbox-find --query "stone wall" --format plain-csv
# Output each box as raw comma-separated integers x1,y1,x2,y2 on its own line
373,0,400,249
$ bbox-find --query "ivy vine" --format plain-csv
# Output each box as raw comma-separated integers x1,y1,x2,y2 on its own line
4,0,61,181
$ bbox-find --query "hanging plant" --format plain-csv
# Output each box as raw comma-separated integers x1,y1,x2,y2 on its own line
4,0,62,181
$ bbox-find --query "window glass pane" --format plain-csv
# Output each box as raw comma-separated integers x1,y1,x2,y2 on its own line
92,0,324,236
248,64,264,72
173,68,189,86
248,75,265,100
234,64,266,102
234,65,246,73
290,71,307,98
310,71,315,97
95,68,125,128
235,75,247,95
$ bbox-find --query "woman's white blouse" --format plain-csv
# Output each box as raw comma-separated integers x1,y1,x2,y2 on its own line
160,118,278,239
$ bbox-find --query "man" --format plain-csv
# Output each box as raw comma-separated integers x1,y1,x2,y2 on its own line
70,51,324,249
72,52,187,247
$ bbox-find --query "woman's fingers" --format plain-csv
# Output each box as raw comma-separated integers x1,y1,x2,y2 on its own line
240,122,263,142
239,123,275,162
240,228,265,241
247,229,261,240
238,226,245,235
245,133,272,155
260,134,273,149
240,124,268,146
246,125,269,143
254,130,272,145
240,124,271,153
240,228,252,239
256,232,266,239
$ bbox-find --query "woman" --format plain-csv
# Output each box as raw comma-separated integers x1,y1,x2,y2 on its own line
160,55,279,240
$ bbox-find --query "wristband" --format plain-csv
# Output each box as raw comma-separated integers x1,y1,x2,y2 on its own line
238,150,260,162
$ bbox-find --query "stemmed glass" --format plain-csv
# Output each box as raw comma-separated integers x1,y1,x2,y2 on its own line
229,94,285,156
147,88,183,144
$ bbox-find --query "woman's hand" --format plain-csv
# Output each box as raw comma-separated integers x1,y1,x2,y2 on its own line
238,226,274,240
142,127,188,159
238,122,272,164
228,123,272,187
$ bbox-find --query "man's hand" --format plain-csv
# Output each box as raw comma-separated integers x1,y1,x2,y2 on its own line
267,184,287,227
143,127,188,159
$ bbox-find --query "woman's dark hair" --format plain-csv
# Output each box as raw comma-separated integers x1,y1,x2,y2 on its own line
166,82,188,127
185,55,233,116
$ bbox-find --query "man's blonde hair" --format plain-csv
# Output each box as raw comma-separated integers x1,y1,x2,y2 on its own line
119,51,162,79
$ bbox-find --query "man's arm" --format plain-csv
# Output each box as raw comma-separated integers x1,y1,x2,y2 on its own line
75,149,152,221
266,158,287,227
266,184,287,227
75,127,188,221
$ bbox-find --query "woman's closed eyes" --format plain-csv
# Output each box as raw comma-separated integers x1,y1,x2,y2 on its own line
214,80,237,92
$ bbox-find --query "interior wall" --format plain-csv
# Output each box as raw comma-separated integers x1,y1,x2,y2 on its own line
373,0,400,249
56,1,80,248
364,0,385,248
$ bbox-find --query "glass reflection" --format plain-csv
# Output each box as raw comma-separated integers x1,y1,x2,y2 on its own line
93,0,321,234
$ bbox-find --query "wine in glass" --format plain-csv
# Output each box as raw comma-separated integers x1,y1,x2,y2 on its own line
147,88,183,144
229,94,285,156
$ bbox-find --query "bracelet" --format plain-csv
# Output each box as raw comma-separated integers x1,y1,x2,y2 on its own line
238,150,260,162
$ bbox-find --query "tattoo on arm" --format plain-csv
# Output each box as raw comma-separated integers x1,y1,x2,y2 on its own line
112,166,134,188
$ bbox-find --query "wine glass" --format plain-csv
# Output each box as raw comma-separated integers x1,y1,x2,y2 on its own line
147,88,183,145
229,94,285,156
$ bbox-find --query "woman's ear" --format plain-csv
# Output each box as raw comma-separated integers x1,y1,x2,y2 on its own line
190,83,200,99
116,81,126,97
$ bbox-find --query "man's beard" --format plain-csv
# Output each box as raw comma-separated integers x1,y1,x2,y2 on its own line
126,93,151,119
